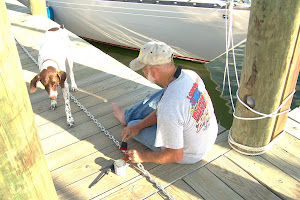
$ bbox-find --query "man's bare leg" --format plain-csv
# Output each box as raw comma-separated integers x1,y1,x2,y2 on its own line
112,103,127,126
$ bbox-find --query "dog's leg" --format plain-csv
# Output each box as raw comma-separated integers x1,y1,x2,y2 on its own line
67,57,77,91
62,81,74,127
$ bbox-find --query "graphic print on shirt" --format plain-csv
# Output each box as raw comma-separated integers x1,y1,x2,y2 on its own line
186,77,212,132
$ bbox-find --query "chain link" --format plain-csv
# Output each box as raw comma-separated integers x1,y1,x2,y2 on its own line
16,36,174,200
15,37,39,66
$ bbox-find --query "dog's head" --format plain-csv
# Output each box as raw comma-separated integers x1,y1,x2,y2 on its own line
29,66,66,100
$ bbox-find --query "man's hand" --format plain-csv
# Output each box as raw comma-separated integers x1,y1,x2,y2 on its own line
121,124,141,141
121,110,157,141
127,149,145,163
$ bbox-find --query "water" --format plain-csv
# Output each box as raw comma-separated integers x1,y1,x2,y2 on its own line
87,40,299,130
207,41,300,112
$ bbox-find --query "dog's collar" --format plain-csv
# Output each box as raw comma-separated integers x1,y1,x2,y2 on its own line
42,59,61,70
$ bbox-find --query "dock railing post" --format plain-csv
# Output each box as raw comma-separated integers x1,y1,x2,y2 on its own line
230,0,300,154
0,1,58,199
28,0,47,16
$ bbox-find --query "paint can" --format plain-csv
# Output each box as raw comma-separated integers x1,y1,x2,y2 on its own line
114,159,127,176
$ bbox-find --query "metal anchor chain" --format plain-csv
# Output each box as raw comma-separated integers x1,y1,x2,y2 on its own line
15,37,39,66
70,94,123,152
16,36,174,200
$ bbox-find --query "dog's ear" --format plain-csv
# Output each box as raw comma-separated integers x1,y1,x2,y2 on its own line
29,74,41,93
57,70,67,88
60,24,64,29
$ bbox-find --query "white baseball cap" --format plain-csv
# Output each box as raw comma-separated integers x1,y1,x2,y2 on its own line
129,41,173,71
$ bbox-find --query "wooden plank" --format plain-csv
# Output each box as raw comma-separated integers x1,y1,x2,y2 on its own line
17,49,38,59
96,131,231,199
261,142,300,182
56,171,144,200
51,114,224,198
133,179,204,200
29,73,157,137
5,0,29,10
164,180,204,200
41,111,127,155
218,123,226,134
51,142,152,191
29,70,145,114
21,62,39,72
225,150,300,200
46,125,125,171
6,1,30,22
285,117,300,139
89,173,156,200
21,59,131,107
39,86,156,154
288,107,300,123
19,55,39,66
93,164,203,200
91,167,158,199
49,131,156,191
184,167,242,200
30,73,139,122
146,130,231,183
144,193,164,200
206,155,280,200
27,69,115,105
18,49,38,60
46,125,157,173
54,152,159,200
275,132,300,159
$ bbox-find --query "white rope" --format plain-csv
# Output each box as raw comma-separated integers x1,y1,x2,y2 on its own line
221,2,228,97
228,128,286,156
233,89,295,120
230,20,239,88
222,0,236,113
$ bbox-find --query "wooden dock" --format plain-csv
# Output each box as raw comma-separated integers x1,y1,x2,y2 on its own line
6,0,300,199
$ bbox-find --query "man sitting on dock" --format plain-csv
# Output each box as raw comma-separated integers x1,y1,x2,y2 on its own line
112,41,218,164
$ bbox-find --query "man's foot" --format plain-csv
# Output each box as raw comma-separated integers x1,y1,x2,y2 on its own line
112,103,127,126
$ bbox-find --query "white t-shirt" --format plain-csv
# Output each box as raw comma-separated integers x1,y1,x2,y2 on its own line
155,69,218,164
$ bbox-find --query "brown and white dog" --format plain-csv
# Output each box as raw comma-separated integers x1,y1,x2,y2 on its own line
30,25,77,127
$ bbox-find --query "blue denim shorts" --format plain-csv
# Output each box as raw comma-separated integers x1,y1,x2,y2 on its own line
124,89,165,151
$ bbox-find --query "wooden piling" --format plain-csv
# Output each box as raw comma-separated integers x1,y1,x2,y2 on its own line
29,0,47,16
230,0,300,153
0,1,57,199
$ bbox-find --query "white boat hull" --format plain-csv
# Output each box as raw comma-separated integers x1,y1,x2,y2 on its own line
46,0,250,63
